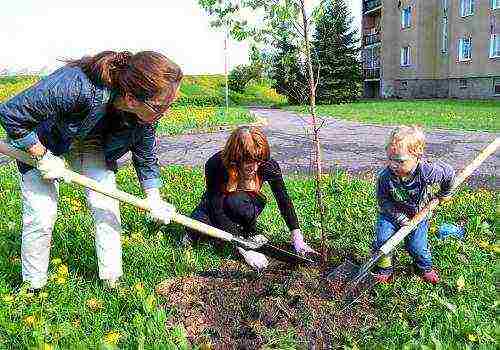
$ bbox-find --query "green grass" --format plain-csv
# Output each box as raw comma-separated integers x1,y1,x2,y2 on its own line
0,75,279,139
157,106,255,136
0,163,496,348
286,100,500,132
0,76,257,139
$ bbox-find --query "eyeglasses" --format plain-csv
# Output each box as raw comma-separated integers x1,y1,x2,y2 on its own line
388,155,413,164
143,100,170,115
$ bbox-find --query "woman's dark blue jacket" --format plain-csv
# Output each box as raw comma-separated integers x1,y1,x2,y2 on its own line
0,66,161,189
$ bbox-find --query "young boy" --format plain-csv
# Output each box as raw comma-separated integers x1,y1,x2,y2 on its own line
374,126,455,284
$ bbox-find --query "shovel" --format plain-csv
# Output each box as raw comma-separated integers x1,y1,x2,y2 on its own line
0,140,314,265
328,137,500,302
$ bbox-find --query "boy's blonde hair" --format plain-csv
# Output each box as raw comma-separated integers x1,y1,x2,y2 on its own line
386,125,426,157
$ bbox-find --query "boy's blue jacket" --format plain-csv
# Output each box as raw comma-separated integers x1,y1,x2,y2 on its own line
0,66,161,190
377,160,455,225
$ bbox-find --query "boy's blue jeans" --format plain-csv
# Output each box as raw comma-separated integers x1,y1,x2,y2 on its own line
373,214,432,273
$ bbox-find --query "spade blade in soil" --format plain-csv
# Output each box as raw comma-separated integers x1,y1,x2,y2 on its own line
327,260,376,303
257,243,316,265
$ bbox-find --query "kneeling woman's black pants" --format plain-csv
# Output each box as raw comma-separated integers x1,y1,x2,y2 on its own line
187,191,266,240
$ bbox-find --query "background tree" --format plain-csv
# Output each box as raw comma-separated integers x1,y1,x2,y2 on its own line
313,0,361,104
268,24,308,105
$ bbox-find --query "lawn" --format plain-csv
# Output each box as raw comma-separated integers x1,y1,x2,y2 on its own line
286,100,500,132
0,76,256,139
157,106,255,136
0,163,496,349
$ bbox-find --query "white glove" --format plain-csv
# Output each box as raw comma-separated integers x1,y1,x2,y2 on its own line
36,150,71,182
291,229,318,255
237,247,269,271
145,188,176,225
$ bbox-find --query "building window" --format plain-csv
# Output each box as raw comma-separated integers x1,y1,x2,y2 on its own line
460,0,474,17
441,17,448,54
494,78,500,95
492,0,500,10
459,79,468,89
401,46,411,66
401,6,412,29
458,37,472,61
401,81,408,90
490,34,500,58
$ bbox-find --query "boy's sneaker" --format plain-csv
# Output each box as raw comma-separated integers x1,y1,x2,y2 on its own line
422,269,439,284
375,272,393,284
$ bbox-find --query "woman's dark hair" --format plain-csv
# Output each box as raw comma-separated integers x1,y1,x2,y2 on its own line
66,50,183,100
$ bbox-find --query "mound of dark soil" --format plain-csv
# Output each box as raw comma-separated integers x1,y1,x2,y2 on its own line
156,259,377,349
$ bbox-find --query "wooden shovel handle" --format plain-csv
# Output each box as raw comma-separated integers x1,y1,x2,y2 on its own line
0,140,234,242
380,137,500,255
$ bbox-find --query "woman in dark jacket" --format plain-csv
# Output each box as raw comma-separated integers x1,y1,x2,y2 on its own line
185,126,316,270
0,51,183,290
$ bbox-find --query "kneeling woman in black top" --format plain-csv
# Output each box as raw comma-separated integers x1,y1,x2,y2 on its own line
185,126,315,270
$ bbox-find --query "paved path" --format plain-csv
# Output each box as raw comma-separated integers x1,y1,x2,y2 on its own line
150,108,498,188
1,108,498,188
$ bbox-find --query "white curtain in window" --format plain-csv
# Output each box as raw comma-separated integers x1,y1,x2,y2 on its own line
491,34,500,58
460,0,474,16
401,7,411,28
401,47,411,66
458,37,472,60
442,17,448,53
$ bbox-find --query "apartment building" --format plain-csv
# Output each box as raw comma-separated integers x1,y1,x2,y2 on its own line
362,0,500,99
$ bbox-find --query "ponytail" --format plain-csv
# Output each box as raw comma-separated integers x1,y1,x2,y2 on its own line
65,50,183,100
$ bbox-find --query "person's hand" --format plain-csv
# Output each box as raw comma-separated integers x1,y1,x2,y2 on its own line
36,150,71,182
237,247,269,271
145,188,176,225
291,229,318,255
27,142,47,158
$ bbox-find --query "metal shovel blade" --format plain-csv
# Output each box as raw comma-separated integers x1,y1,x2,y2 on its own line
258,243,316,265
326,260,377,302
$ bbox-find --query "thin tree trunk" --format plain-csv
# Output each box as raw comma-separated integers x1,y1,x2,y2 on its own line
299,0,327,264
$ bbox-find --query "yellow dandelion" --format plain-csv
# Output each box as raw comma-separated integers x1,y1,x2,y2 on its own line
86,298,104,311
145,294,156,310
134,282,144,292
156,231,164,241
55,276,67,285
51,258,62,266
130,232,144,244
467,333,478,342
456,275,465,292
57,264,69,276
41,344,53,350
103,330,121,345
24,315,36,327
2,294,14,303
9,256,20,264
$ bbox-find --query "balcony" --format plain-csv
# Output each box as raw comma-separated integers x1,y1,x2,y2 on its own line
363,0,382,14
364,67,380,80
364,32,381,46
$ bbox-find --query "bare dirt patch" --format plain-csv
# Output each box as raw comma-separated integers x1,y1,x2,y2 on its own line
156,258,378,349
